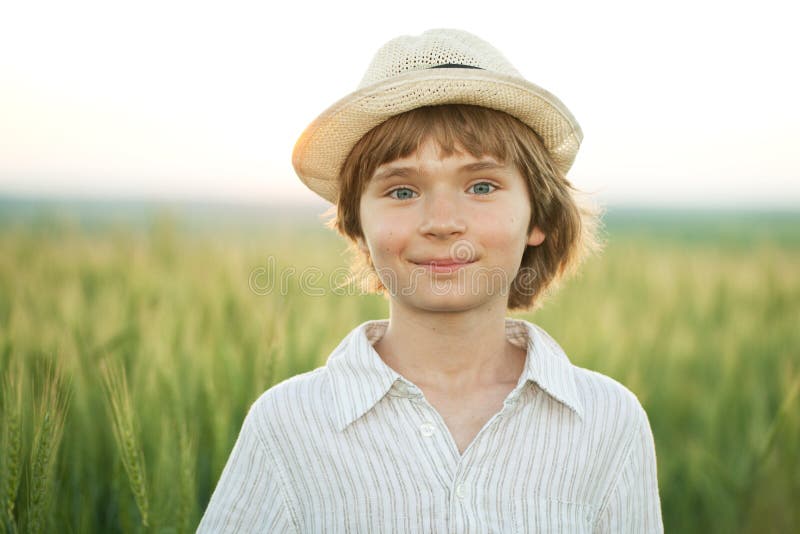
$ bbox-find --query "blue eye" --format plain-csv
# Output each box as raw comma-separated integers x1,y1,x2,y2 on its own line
388,187,417,200
470,182,497,195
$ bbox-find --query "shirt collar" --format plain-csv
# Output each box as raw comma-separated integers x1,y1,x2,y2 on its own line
326,318,584,432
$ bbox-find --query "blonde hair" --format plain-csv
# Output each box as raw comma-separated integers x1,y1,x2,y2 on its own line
324,104,604,311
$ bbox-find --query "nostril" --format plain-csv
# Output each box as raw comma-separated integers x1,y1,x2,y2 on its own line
419,215,467,237
421,226,465,239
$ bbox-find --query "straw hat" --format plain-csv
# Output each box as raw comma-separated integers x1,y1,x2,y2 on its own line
291,28,582,204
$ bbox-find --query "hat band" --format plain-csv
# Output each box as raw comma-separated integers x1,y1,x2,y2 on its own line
429,63,484,70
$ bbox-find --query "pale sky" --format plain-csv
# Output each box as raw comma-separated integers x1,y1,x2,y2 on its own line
1,0,798,208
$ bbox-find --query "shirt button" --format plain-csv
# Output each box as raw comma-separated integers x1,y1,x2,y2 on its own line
455,484,465,499
419,422,435,437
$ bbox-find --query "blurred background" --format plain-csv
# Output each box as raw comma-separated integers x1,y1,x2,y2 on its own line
1,0,798,532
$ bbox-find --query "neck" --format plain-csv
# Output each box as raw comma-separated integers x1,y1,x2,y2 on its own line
373,298,524,394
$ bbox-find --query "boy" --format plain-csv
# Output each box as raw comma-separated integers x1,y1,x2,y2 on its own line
198,29,663,532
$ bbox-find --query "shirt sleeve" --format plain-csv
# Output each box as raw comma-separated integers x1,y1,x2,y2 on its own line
593,404,664,533
197,402,297,533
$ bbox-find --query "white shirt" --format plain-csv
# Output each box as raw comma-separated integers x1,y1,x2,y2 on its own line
197,318,663,533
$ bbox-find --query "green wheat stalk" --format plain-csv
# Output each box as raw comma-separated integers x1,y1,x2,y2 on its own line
1,364,24,534
99,359,150,528
751,370,800,475
736,370,800,522
25,362,70,534
177,422,197,534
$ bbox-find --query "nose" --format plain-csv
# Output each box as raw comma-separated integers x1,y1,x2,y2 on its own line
418,189,467,239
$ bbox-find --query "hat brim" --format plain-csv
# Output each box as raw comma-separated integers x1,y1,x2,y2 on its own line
292,68,583,204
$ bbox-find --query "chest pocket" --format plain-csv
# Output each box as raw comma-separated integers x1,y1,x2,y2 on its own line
511,497,593,534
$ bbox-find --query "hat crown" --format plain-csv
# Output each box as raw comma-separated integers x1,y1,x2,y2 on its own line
357,29,523,89
293,28,582,205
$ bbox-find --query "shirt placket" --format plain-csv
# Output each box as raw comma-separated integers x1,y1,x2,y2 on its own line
397,378,524,534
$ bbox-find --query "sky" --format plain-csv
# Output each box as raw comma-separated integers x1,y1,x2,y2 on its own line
1,0,798,208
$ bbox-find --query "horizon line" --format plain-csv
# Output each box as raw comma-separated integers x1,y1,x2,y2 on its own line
0,191,799,213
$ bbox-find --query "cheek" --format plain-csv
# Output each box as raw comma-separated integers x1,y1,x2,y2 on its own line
473,206,531,256
360,213,408,258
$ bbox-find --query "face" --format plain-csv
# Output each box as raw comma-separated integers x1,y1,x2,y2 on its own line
357,137,546,314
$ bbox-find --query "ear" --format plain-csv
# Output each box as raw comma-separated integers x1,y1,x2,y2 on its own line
527,226,546,247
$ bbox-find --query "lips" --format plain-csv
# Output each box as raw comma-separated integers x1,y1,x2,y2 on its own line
412,258,475,266
410,258,476,274
412,258,475,267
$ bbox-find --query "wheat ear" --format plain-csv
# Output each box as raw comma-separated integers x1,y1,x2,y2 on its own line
25,362,70,534
99,359,150,528
1,363,24,534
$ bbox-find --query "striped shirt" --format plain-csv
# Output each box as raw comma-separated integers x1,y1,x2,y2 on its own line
197,318,663,533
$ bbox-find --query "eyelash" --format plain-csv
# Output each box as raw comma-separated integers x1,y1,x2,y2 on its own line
387,181,499,200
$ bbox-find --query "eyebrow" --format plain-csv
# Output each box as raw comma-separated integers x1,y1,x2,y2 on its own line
371,160,507,182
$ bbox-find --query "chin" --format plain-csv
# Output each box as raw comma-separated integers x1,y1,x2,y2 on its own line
401,292,490,313
389,270,511,312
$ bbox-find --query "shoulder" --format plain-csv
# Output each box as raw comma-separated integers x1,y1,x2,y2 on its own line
258,366,330,404
244,366,335,443
572,365,650,433
571,369,657,496
530,322,649,431
529,322,650,448
567,362,654,473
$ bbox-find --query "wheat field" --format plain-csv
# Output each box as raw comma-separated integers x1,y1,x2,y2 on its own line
0,201,798,533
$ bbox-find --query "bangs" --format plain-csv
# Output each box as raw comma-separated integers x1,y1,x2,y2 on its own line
350,105,523,191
